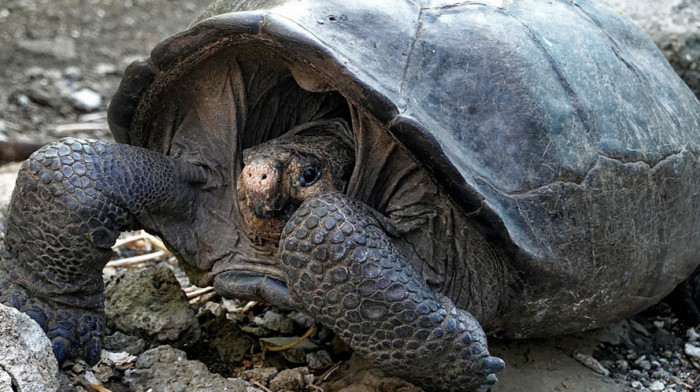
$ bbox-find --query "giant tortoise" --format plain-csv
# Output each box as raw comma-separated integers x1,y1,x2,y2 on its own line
1,0,699,390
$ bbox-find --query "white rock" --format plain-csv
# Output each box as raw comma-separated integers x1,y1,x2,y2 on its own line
649,380,665,391
684,343,700,359
0,303,59,392
69,88,102,112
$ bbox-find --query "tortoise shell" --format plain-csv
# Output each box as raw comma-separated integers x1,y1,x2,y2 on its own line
107,0,700,337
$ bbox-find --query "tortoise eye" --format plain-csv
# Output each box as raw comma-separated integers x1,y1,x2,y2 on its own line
299,167,321,186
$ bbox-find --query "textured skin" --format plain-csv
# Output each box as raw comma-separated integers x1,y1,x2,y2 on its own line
0,137,203,364
279,193,504,391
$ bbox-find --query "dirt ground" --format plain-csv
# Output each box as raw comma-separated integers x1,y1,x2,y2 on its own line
0,0,210,145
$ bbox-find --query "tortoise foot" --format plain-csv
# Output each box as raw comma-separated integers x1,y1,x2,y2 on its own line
0,272,104,364
279,192,503,391
0,138,204,365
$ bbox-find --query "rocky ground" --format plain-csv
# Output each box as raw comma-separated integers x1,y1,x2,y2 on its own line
1,0,699,391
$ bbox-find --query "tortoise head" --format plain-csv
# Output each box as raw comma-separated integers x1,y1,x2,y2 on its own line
237,119,354,242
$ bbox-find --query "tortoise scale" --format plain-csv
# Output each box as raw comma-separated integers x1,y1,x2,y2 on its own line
1,0,699,390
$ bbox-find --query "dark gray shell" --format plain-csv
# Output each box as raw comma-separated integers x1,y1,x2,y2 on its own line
108,0,700,336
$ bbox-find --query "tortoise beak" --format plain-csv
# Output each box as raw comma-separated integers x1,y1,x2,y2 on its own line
239,159,284,217
213,271,298,310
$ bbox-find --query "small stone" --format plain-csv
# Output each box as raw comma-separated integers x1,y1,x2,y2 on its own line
289,311,315,329
253,310,295,334
687,328,699,343
684,343,700,359
102,331,146,355
16,94,31,108
638,360,652,371
269,369,305,391
63,66,82,81
649,380,665,391
69,88,102,112
629,319,650,336
574,352,610,376
199,301,226,318
615,359,629,372
221,298,244,312
631,381,643,388
242,367,278,385
306,350,333,369
95,63,118,75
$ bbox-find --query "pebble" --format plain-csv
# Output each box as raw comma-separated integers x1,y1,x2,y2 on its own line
615,359,629,372
573,352,610,376
242,367,279,385
253,310,295,334
69,88,102,111
269,368,307,391
683,343,700,359
95,63,118,75
649,380,665,391
289,311,315,329
306,350,333,370
63,66,82,81
638,360,652,371
686,328,699,343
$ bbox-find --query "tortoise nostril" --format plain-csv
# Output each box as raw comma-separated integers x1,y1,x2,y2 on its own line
261,174,267,181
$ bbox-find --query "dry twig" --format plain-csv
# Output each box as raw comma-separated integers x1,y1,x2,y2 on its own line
105,251,165,268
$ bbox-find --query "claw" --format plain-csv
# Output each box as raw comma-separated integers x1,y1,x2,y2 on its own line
52,336,72,364
477,356,505,374
86,337,101,365
24,307,47,329
479,374,499,388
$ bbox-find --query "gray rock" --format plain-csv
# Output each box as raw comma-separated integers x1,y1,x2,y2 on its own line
102,331,146,355
199,313,255,362
574,352,611,377
241,367,279,386
604,0,700,97
253,310,295,334
306,350,333,370
62,66,82,81
123,345,249,392
269,368,306,391
649,380,665,391
69,88,102,112
0,303,59,392
0,371,13,392
105,267,200,347
288,311,315,329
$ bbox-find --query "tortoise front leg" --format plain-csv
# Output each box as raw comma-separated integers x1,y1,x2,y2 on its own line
0,137,205,364
278,193,504,391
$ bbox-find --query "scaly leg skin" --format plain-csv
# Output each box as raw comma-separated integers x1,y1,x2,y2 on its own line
0,137,204,365
279,193,504,391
